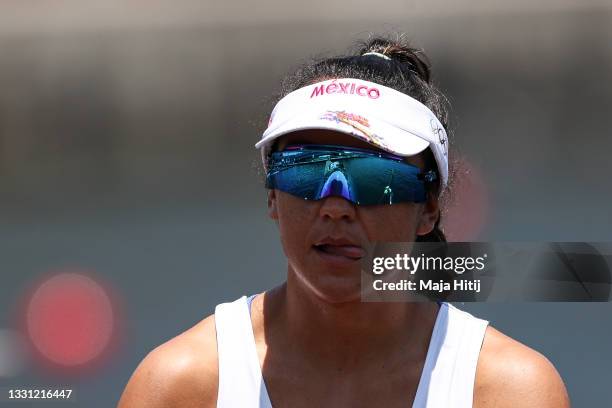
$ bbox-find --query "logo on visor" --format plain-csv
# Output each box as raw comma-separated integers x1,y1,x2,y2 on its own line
321,110,370,131
310,81,380,99
430,119,447,156
320,110,391,150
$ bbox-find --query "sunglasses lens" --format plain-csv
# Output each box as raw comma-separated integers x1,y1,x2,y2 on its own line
266,162,325,201
266,145,429,205
347,157,426,204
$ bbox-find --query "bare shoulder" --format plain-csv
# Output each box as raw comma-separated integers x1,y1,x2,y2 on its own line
117,314,218,408
474,325,570,408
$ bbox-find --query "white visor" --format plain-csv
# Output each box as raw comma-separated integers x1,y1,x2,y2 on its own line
255,78,449,189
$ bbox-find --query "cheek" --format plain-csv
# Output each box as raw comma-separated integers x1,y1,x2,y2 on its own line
360,204,421,242
275,193,314,254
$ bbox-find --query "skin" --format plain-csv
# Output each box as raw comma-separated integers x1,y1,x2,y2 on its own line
118,130,570,407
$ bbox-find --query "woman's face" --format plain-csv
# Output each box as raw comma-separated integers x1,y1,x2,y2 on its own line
267,129,439,303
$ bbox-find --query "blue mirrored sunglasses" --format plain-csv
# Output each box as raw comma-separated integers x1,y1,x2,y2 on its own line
265,144,437,205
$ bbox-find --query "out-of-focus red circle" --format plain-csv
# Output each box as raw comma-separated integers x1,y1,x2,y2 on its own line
442,156,490,242
25,273,114,367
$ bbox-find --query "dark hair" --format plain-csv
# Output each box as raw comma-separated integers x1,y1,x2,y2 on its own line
267,34,454,242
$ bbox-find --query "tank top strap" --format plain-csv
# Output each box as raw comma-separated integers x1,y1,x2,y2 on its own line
246,293,257,313
214,296,273,408
412,302,489,408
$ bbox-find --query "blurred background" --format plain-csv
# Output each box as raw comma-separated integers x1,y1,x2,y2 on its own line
0,0,611,406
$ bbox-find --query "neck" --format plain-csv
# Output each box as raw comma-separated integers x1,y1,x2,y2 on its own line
264,268,440,372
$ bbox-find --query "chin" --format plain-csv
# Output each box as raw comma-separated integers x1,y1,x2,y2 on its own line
288,253,366,304
303,273,364,305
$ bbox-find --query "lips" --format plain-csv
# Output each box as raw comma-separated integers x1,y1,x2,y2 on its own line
315,244,365,259
313,237,366,260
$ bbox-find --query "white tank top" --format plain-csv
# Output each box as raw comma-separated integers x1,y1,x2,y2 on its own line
214,295,489,408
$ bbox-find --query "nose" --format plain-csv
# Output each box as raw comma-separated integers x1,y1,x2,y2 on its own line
318,195,357,221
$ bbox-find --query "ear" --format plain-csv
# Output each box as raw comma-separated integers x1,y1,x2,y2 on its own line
416,196,440,236
267,189,279,220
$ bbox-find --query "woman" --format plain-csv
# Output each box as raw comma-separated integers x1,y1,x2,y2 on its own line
118,35,570,407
